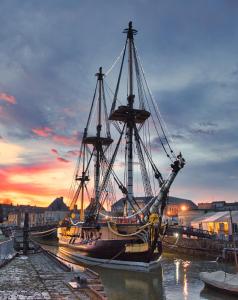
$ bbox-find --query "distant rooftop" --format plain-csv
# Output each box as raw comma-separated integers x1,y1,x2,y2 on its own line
46,197,69,211
112,196,197,210
198,201,238,211
167,196,197,208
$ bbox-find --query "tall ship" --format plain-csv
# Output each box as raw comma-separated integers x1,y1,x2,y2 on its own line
58,22,185,270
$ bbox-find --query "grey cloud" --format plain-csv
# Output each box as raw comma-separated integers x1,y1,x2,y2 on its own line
0,0,238,202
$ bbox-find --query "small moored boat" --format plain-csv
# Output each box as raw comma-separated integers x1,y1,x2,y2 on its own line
200,271,238,296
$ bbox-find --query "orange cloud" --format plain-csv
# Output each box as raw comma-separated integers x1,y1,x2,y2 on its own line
1,161,60,175
32,126,80,146
0,198,13,205
0,141,24,164
0,93,16,104
32,127,53,137
0,161,71,206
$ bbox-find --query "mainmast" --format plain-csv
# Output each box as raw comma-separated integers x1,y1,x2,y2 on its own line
110,22,151,216
126,21,135,213
95,67,103,203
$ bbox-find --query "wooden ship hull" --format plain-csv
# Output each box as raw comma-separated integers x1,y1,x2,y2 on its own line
58,223,162,270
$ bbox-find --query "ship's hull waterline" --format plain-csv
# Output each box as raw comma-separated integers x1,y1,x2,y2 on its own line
59,246,161,271
57,223,162,270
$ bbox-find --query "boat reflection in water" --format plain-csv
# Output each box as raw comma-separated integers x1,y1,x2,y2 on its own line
94,265,165,300
44,245,238,300
56,246,164,300
200,288,238,300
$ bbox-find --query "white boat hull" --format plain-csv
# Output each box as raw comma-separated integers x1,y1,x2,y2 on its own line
200,271,238,295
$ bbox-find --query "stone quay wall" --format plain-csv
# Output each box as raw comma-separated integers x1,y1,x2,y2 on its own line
0,238,16,262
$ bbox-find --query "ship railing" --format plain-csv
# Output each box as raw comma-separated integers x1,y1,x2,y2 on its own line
100,217,138,224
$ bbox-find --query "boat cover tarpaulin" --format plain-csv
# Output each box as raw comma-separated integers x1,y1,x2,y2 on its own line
192,211,238,224
197,211,229,223
200,271,238,294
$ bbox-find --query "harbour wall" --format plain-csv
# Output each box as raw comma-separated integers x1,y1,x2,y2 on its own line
0,238,16,265
163,236,224,259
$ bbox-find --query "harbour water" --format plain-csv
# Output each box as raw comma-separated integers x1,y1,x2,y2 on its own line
41,243,237,300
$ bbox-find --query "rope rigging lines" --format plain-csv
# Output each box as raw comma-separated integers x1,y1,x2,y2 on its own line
105,44,126,77
109,40,128,115
134,44,176,159
98,193,160,220
66,22,184,224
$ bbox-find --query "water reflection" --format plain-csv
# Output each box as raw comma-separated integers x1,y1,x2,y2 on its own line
93,265,165,300
182,260,190,300
40,242,238,300
175,259,180,284
200,287,238,300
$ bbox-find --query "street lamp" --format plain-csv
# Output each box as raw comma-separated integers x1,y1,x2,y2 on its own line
181,205,187,211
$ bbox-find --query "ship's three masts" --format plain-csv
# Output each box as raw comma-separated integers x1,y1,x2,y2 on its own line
69,21,185,224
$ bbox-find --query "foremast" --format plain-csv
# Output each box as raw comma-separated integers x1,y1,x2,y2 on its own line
69,67,113,222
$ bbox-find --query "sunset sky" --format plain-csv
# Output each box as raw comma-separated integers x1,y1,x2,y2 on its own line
0,0,238,207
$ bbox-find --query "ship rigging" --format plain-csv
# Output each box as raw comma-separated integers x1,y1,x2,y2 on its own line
58,22,185,270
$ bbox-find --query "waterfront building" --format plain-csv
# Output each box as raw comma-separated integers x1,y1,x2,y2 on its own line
178,209,205,226
8,206,45,227
0,205,3,223
44,197,69,224
191,211,238,237
111,196,152,216
164,197,197,219
111,196,197,223
178,201,238,228
0,204,15,223
198,201,238,211
7,197,69,227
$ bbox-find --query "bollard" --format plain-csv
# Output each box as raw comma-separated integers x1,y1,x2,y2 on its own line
75,275,88,288
23,213,29,255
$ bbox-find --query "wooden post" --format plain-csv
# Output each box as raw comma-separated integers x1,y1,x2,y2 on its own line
23,212,29,255
229,209,238,267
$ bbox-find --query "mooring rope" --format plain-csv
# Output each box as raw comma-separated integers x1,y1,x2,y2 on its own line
30,227,57,236
70,219,84,226
30,230,57,238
